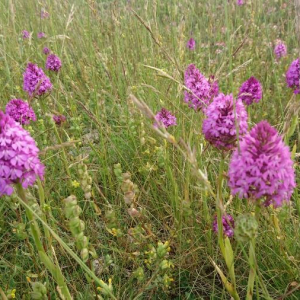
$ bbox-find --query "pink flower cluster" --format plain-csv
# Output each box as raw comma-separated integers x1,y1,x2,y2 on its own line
5,99,36,125
37,32,46,39
0,111,44,196
229,121,295,207
274,42,287,59
238,77,262,106
183,53,295,208
23,63,52,97
202,93,248,150
46,54,62,72
22,30,30,39
184,64,218,111
53,114,66,125
154,108,176,128
186,38,196,50
286,58,300,94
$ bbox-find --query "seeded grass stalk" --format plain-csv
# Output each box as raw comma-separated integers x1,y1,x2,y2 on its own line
15,185,117,299
15,183,72,300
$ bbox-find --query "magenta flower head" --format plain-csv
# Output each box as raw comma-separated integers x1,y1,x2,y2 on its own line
154,108,177,128
5,99,36,125
238,77,262,106
229,121,295,207
23,63,52,97
0,111,45,196
274,42,287,59
202,93,248,150
37,32,46,39
46,54,62,72
186,38,196,50
236,0,244,5
53,114,66,125
213,214,235,238
43,47,50,55
184,64,212,111
286,58,300,94
22,30,30,39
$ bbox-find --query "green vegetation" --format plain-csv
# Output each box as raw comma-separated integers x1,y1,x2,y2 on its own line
0,0,299,299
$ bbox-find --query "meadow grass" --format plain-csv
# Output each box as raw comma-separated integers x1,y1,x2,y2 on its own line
0,0,299,299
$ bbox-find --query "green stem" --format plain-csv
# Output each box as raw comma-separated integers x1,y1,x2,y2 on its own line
217,156,225,256
15,186,117,300
39,100,71,181
37,179,52,250
239,242,271,300
53,124,72,180
15,183,72,300
216,156,240,300
133,264,161,300
246,205,260,300
246,238,256,300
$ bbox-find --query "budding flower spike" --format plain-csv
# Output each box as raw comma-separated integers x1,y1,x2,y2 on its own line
286,58,300,94
23,63,52,97
5,99,36,125
0,111,45,196
53,114,66,125
37,32,46,39
184,64,217,111
238,77,262,106
202,93,248,150
274,41,287,59
154,108,177,128
22,30,30,39
46,54,62,72
43,47,50,55
186,38,196,50
229,121,295,207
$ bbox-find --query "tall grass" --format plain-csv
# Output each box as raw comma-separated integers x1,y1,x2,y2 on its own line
0,0,299,299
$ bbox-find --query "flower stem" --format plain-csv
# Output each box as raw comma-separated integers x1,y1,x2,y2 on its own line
217,156,240,300
37,179,52,251
16,184,117,299
217,156,225,256
15,183,72,300
53,124,72,179
246,238,256,300
246,205,261,300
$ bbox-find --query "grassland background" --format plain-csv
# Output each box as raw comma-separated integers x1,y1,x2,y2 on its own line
0,0,299,299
